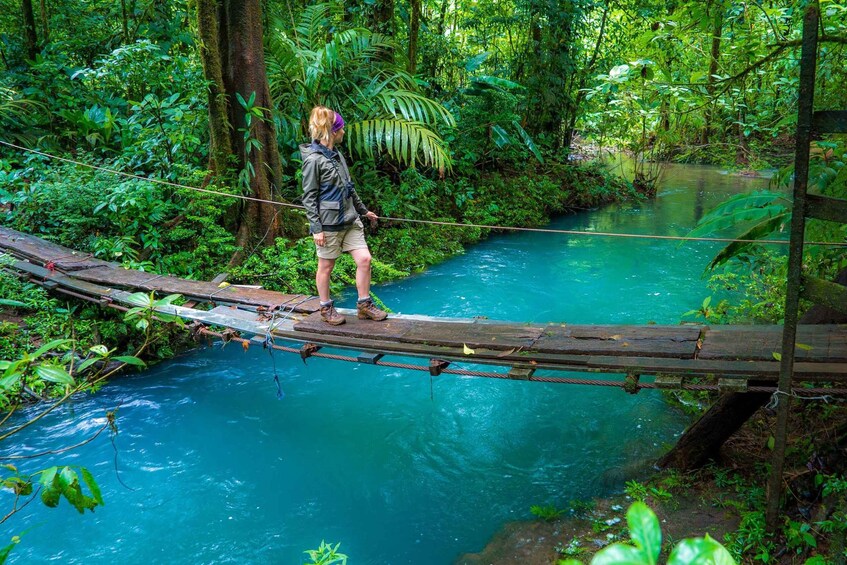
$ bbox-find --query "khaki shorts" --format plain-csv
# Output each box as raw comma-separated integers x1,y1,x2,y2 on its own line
316,219,368,260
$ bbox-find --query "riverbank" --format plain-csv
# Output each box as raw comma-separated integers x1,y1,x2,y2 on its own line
457,394,847,564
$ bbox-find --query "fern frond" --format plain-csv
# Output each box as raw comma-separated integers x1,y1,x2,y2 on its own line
688,191,791,238
296,3,336,52
373,90,455,126
347,119,451,170
707,215,788,270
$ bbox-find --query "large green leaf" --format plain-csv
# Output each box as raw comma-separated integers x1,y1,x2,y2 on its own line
707,215,787,269
296,3,336,52
34,364,75,385
464,52,491,72
80,468,104,506
491,125,511,148
469,75,524,92
688,190,790,237
113,355,147,367
124,292,153,308
590,543,651,565
668,535,736,565
31,339,72,360
512,120,544,163
627,501,661,564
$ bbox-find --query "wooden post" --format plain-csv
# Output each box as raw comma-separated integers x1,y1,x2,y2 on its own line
765,1,819,532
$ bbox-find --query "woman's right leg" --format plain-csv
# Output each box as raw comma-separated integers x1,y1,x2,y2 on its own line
316,257,336,303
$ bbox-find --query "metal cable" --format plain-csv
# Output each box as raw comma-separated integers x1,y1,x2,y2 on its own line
196,328,847,397
2,140,845,248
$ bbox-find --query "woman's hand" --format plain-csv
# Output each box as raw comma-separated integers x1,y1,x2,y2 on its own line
313,232,326,247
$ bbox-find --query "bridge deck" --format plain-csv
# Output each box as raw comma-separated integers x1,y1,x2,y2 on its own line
2,226,846,385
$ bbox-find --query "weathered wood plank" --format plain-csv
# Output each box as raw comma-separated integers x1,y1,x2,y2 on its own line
559,324,703,341
398,321,543,350
698,325,847,362
70,265,321,313
533,324,700,358
0,226,110,270
294,311,415,340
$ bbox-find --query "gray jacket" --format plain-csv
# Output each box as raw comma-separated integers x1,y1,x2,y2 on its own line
300,141,369,234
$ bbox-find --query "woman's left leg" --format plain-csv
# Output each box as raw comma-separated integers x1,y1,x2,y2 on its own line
350,248,372,299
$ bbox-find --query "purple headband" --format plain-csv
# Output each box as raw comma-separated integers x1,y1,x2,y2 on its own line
332,112,345,133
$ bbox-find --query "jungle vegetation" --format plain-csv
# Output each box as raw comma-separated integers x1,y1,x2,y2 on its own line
0,0,846,562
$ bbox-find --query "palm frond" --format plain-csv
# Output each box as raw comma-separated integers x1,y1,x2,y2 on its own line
707,215,788,270
0,87,40,124
687,190,791,238
296,3,337,52
331,29,395,63
373,90,455,127
348,119,451,170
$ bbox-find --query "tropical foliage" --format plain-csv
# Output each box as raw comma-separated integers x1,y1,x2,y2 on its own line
266,3,454,171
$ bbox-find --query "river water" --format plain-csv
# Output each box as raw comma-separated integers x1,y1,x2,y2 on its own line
4,164,769,564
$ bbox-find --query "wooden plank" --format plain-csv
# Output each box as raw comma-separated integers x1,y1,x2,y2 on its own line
294,311,415,339
71,265,321,313
699,325,847,362
11,260,119,299
533,324,699,358
563,324,703,341
812,110,847,134
0,226,109,270
806,194,847,223
398,321,543,350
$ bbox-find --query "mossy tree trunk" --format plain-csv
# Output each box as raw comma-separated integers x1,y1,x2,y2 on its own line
407,0,420,75
22,0,38,60
195,0,304,265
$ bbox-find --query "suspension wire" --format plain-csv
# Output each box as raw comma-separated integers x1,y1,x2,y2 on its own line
260,295,318,399
197,328,847,398
2,139,845,248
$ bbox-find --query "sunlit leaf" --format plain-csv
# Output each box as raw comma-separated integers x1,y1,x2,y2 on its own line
35,364,75,385
668,535,736,565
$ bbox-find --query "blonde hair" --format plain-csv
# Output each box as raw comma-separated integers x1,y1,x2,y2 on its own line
309,106,335,142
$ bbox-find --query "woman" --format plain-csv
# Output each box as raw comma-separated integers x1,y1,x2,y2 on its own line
301,106,388,325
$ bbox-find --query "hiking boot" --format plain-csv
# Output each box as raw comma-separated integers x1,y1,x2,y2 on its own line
320,301,345,325
357,299,388,321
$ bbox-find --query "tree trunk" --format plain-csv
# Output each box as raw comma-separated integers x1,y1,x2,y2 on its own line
702,4,723,146
195,0,304,264
120,0,129,42
21,0,38,60
196,0,234,177
371,0,394,36
408,0,421,75
658,268,847,470
39,0,48,44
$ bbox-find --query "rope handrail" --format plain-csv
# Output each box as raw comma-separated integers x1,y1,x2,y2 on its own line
2,139,846,248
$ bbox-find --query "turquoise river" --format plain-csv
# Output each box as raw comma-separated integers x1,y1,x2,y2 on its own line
4,164,770,564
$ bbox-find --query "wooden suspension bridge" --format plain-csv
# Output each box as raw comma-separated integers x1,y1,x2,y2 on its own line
2,226,846,394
